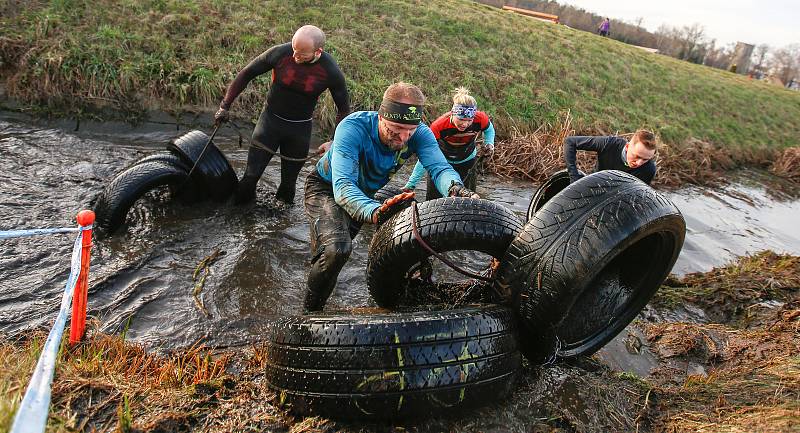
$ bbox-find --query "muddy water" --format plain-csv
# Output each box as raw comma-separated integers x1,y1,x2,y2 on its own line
1,113,799,351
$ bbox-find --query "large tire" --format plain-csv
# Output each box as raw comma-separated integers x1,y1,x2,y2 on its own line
129,152,189,171
167,130,237,201
94,161,189,234
373,184,405,203
264,305,521,420
367,198,524,308
526,169,583,221
495,170,685,363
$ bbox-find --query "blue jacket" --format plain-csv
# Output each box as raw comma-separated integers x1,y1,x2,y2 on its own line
316,111,463,222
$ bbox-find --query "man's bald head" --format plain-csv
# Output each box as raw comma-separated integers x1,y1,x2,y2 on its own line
292,25,326,50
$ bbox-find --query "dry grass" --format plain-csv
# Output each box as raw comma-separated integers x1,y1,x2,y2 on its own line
643,302,800,433
485,124,789,189
483,111,599,186
654,251,800,324
770,147,800,182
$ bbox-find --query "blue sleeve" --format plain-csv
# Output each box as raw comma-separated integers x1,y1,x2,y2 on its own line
404,160,426,190
483,121,496,145
330,121,381,223
415,127,462,197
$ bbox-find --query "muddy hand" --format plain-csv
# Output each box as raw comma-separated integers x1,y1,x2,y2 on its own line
448,182,480,199
373,191,416,224
214,107,230,125
318,140,332,155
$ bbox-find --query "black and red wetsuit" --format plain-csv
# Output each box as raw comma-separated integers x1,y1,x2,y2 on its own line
222,42,350,203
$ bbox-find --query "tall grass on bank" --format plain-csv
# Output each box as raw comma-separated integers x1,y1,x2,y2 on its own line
0,330,230,432
2,0,800,151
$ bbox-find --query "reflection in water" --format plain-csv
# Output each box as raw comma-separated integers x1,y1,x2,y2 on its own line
2,113,800,350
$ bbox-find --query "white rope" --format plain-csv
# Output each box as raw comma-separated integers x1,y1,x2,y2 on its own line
0,227,80,240
10,229,84,433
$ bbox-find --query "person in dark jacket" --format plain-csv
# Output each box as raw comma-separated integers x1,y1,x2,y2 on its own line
564,129,657,185
214,25,350,204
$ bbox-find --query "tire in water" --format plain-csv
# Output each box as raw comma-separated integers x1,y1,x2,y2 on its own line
264,305,521,419
367,198,524,308
526,169,583,221
495,170,685,363
373,183,405,203
167,130,237,201
129,152,189,171
94,161,189,234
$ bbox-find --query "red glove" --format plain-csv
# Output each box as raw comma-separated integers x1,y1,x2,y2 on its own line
372,191,416,224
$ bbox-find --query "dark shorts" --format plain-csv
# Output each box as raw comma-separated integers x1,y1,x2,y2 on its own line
241,108,313,202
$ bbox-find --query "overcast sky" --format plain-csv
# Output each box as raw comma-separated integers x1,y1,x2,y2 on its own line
559,0,798,48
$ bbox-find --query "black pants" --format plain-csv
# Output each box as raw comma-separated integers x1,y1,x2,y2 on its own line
425,158,477,201
303,171,364,311
239,109,312,203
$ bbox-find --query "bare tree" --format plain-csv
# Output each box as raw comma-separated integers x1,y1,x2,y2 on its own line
676,23,706,63
752,44,770,73
769,44,800,84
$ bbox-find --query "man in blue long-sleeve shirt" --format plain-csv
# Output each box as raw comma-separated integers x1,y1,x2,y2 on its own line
303,82,478,311
564,129,657,185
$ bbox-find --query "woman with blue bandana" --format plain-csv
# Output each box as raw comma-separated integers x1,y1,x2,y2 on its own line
403,87,495,200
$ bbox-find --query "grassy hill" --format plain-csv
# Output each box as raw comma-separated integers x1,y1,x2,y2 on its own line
2,0,799,152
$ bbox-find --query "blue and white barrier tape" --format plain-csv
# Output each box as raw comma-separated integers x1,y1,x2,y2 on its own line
0,227,80,240
10,231,84,433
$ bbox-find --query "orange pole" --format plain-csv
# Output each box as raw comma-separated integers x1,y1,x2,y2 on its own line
70,210,95,345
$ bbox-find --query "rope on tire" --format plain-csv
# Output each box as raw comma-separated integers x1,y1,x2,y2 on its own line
410,201,495,283
226,120,321,163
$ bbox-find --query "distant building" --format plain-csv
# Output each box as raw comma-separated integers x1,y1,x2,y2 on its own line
502,6,559,24
729,42,755,74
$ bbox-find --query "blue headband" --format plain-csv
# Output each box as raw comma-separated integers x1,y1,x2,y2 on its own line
452,104,477,119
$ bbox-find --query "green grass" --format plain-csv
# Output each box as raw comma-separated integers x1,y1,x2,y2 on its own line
2,0,800,150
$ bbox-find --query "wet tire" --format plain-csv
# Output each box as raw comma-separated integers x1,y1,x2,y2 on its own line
373,184,405,203
367,198,524,308
167,130,237,201
526,169,583,221
129,152,189,171
495,171,685,363
94,161,190,234
265,305,521,420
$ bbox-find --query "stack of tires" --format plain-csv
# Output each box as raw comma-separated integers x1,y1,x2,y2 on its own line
93,130,237,235
263,170,685,420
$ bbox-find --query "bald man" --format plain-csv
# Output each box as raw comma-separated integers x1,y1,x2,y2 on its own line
215,25,350,205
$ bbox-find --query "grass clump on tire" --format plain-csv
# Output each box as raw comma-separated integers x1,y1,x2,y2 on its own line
264,305,521,420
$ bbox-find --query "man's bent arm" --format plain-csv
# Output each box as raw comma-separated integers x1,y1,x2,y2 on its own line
330,122,380,223
416,127,463,196
563,136,610,181
220,47,281,108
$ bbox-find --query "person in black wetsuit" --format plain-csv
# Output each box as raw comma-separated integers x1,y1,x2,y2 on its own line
564,129,657,185
214,25,350,204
